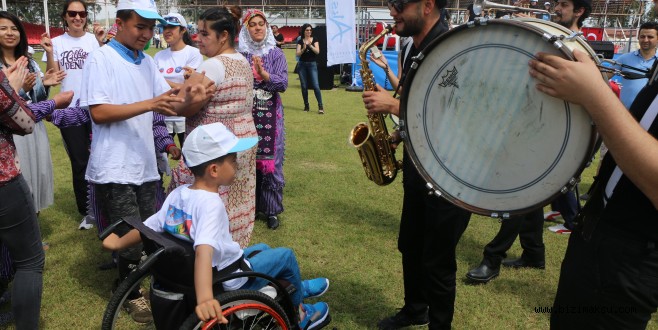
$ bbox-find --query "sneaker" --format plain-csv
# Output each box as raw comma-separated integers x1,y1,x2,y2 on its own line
302,278,329,299
267,215,280,230
548,224,572,234
123,296,153,324
318,106,324,114
300,302,330,330
544,211,561,221
303,104,310,112
79,215,95,230
377,307,428,329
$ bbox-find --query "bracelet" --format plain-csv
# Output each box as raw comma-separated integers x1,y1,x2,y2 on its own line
384,65,390,74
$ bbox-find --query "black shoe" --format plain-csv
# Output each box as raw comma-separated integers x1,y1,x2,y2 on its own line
318,106,324,114
465,263,500,284
267,215,280,230
378,307,428,330
98,259,118,271
303,104,310,112
502,258,545,269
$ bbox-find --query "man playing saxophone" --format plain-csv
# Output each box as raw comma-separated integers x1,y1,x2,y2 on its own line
361,0,472,329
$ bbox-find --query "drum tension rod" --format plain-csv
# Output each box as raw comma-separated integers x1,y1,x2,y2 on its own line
543,31,583,43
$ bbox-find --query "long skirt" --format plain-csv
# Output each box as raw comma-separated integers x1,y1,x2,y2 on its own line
13,121,54,212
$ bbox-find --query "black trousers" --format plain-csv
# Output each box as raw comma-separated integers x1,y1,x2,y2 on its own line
551,223,658,329
398,154,471,330
60,123,91,216
482,208,545,268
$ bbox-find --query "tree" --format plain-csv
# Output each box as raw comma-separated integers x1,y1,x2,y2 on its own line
8,1,101,28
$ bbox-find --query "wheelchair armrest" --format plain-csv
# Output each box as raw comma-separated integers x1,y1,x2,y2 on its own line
98,218,126,240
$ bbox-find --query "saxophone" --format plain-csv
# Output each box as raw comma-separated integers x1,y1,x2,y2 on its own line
349,24,401,186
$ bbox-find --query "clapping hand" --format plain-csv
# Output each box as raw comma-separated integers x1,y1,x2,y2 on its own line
22,72,36,92
253,56,264,75
2,56,29,91
168,145,181,160
43,68,66,86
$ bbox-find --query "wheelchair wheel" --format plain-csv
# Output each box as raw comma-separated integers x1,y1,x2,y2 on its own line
180,290,292,330
101,265,152,330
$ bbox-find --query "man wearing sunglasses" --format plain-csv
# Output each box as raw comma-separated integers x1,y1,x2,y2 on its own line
362,0,471,329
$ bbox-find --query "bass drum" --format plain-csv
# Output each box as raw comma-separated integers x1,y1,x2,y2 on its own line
400,18,601,217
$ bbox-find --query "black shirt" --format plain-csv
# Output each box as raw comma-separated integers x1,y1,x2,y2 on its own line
274,33,284,48
599,63,658,241
297,37,318,62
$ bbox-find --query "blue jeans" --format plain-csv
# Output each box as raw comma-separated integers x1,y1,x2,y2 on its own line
241,243,303,306
297,61,323,107
0,175,45,329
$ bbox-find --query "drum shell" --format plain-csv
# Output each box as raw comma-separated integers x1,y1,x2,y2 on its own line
400,19,600,217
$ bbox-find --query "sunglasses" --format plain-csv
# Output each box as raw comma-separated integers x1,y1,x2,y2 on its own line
66,10,87,18
387,0,421,13
164,16,181,24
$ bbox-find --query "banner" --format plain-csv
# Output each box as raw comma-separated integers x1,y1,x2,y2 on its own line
325,0,355,66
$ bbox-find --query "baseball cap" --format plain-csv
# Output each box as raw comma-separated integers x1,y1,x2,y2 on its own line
544,1,551,5
163,12,187,27
116,0,166,24
183,123,258,168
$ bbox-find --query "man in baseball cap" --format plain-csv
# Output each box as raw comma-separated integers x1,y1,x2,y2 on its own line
116,0,166,24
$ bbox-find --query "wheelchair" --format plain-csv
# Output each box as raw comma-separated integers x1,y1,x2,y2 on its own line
99,216,328,330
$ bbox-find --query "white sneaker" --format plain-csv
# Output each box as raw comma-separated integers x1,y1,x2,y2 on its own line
79,215,95,230
544,211,562,221
548,224,572,234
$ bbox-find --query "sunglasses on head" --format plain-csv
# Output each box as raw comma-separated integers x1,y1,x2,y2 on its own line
164,17,180,23
387,0,421,12
66,10,87,18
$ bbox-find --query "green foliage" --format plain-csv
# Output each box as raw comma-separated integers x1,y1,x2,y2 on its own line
15,49,657,329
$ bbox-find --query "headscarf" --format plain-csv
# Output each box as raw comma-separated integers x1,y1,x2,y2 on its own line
237,9,277,57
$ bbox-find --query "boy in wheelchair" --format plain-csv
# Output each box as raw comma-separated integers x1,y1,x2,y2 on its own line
103,123,330,329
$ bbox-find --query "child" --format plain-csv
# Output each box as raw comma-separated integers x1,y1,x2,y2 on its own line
80,0,212,322
103,123,331,329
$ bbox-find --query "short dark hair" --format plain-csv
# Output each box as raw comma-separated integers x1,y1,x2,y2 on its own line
572,0,591,29
640,22,658,35
116,9,136,21
61,0,89,29
189,153,234,177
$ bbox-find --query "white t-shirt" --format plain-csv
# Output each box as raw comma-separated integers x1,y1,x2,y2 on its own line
154,45,203,122
41,32,99,105
144,184,247,290
154,45,203,84
197,53,248,85
80,46,170,185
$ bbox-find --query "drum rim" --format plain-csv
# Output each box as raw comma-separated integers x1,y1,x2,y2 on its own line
399,18,600,217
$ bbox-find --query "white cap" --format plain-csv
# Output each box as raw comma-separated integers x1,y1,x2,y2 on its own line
116,0,166,24
544,1,551,4
163,13,187,27
183,123,258,168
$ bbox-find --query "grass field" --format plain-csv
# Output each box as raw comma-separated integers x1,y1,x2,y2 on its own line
12,48,656,329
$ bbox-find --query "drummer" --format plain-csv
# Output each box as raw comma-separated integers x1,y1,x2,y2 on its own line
362,1,471,329
529,0,658,327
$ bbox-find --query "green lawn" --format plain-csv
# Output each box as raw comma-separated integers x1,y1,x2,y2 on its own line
16,48,657,329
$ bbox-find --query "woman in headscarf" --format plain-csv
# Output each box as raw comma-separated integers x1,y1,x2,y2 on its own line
238,9,288,230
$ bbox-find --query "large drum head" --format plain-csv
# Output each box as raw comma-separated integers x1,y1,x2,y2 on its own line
401,19,597,217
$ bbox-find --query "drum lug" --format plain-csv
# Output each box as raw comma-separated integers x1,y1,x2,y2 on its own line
491,212,510,220
561,177,580,193
425,183,442,197
398,129,406,139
